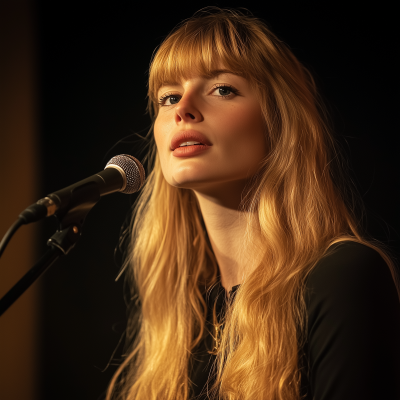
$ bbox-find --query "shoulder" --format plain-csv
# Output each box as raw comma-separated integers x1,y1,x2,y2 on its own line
303,241,400,399
304,240,400,356
305,241,398,307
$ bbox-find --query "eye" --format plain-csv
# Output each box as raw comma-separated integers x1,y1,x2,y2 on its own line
211,84,239,98
158,93,181,106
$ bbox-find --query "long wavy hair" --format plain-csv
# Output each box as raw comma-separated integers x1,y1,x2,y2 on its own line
106,8,398,400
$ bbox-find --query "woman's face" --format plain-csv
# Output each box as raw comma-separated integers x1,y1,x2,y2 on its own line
154,68,268,195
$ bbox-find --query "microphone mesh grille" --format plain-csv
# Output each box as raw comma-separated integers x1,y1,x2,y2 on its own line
105,154,145,194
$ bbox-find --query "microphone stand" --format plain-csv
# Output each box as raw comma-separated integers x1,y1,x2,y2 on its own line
0,183,100,317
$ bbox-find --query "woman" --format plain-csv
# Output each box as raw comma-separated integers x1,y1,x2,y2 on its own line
106,8,400,400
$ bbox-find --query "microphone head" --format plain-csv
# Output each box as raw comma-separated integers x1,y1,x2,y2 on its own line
105,154,145,194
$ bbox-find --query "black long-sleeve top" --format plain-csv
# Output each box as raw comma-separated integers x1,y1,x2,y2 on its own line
189,242,400,399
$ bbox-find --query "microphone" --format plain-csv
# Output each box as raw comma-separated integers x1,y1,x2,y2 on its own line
19,154,145,225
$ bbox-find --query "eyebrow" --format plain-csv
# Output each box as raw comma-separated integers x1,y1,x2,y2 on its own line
158,69,237,91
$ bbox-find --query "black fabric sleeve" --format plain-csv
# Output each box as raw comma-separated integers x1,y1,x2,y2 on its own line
304,242,400,400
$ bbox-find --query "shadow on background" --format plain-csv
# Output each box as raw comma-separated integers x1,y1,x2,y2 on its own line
0,1,398,399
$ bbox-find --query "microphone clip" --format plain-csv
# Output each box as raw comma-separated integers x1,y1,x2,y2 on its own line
47,180,101,254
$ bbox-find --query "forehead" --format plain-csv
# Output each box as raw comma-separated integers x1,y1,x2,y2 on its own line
149,42,251,101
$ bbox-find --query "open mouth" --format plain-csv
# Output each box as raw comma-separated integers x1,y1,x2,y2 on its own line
173,143,211,157
171,131,212,151
178,141,204,147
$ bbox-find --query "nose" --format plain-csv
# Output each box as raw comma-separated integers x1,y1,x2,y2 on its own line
175,95,203,124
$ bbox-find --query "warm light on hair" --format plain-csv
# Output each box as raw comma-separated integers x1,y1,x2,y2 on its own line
106,8,398,400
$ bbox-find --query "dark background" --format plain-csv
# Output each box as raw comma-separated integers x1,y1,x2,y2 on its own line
33,1,398,399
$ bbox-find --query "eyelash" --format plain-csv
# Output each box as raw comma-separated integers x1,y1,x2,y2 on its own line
158,84,240,106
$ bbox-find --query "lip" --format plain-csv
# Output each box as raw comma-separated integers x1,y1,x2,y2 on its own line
170,130,212,151
173,144,211,157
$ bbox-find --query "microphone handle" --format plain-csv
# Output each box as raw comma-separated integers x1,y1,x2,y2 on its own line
19,167,124,224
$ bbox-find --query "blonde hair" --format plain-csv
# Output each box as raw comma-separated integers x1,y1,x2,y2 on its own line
106,8,398,400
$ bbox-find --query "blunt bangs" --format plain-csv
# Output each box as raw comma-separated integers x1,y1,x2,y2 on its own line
148,14,263,116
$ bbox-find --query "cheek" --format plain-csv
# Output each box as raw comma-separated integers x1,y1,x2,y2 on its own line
218,103,267,160
153,117,170,173
153,116,178,185
153,117,164,149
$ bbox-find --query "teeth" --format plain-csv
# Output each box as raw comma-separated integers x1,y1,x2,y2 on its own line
179,141,202,147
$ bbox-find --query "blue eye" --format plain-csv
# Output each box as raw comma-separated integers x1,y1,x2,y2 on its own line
166,95,180,105
158,94,181,106
212,85,239,98
218,87,232,96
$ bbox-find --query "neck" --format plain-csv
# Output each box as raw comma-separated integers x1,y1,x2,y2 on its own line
193,180,261,296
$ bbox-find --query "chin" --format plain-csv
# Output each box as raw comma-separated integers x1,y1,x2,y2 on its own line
170,177,207,189
168,168,203,185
